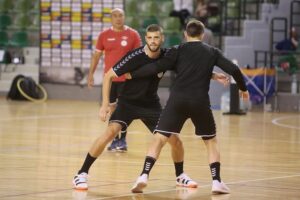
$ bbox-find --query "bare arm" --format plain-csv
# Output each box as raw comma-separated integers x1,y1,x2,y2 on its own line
88,51,103,88
99,68,118,122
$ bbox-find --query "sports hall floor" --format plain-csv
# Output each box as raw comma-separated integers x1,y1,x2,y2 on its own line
0,98,299,200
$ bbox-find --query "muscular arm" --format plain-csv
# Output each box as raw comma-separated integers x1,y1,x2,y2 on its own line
99,69,118,121
129,47,225,82
102,69,117,106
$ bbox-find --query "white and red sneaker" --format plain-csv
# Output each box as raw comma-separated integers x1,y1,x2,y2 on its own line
73,172,88,190
176,173,198,188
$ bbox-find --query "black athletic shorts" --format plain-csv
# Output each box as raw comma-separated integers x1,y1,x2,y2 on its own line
109,100,162,133
154,98,216,139
110,82,125,105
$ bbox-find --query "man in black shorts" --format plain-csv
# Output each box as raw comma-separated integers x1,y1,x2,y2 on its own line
130,20,249,194
73,24,196,190
73,24,228,191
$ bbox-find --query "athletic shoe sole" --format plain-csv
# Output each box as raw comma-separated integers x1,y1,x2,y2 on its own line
176,183,198,188
212,190,230,194
131,182,147,193
72,182,88,191
117,148,127,153
73,186,88,191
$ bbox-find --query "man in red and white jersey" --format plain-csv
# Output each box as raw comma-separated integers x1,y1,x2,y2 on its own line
87,8,142,152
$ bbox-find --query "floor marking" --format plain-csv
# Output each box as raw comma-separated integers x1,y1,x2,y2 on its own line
271,116,300,130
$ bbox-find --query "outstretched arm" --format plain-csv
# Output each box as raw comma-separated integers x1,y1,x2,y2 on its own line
214,49,249,100
112,49,144,76
214,49,247,91
130,47,179,78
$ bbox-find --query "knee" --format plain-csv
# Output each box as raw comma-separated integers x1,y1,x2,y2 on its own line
105,125,120,140
174,137,183,148
203,136,218,148
204,136,217,144
154,133,169,146
169,135,183,148
104,129,116,141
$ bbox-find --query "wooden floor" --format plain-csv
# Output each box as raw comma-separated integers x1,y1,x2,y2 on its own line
0,98,299,200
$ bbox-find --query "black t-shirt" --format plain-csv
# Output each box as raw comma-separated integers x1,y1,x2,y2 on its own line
112,46,166,107
131,41,247,101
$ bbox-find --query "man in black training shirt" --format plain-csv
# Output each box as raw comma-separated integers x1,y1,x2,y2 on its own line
74,25,198,190
73,24,228,190
130,20,249,194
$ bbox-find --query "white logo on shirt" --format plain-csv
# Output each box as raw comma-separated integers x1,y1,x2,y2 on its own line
121,40,128,46
107,38,116,41
122,36,128,40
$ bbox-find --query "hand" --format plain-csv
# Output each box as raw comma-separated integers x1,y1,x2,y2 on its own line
87,74,94,88
213,72,230,86
124,73,132,80
99,105,111,122
239,90,250,101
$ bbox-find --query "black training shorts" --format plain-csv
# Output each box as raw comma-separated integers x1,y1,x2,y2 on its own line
110,82,125,105
154,98,216,139
109,100,162,133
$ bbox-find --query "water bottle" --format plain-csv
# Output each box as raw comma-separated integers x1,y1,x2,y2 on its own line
240,97,252,111
221,92,230,112
291,74,298,94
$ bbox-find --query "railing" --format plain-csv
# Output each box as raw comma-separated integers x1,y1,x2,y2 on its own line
290,0,300,30
255,50,300,68
222,0,277,36
242,0,260,20
270,17,288,66
254,50,300,110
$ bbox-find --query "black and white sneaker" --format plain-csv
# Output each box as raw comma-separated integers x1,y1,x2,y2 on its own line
176,173,198,188
73,172,88,190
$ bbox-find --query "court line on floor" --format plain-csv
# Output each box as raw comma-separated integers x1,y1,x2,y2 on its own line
0,152,293,175
0,113,95,122
0,104,10,107
1,173,299,199
271,116,300,130
1,112,299,135
0,125,103,134
90,173,300,200
2,123,300,145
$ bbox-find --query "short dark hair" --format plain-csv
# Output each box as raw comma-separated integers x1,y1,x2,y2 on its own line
146,24,164,34
186,20,205,37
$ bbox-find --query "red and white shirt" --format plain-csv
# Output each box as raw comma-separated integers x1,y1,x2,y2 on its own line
95,26,142,82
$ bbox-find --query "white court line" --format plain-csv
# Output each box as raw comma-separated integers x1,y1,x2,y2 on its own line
0,125,102,133
0,104,10,107
0,113,95,122
88,173,300,200
272,116,300,130
0,152,292,175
